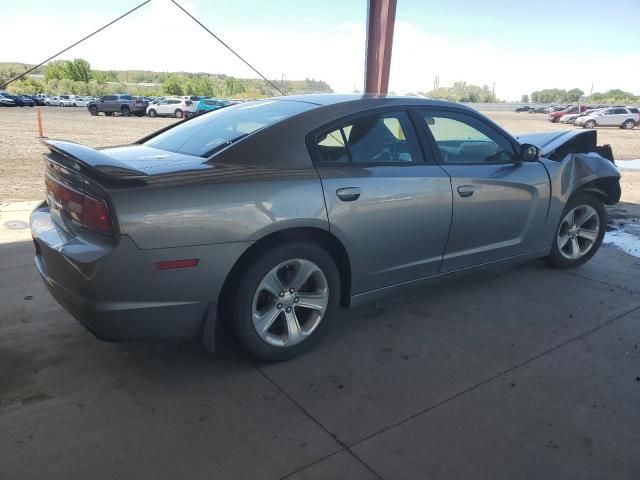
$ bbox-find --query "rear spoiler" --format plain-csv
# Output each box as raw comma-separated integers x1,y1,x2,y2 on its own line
42,139,148,180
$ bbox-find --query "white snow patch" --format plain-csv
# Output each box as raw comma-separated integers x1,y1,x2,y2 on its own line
604,224,640,258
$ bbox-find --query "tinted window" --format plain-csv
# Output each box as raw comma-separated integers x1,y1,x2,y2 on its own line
144,100,314,158
119,95,132,100
103,96,117,101
422,111,515,164
316,128,349,163
314,111,422,164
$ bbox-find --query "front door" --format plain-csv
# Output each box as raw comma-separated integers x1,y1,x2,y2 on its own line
418,109,550,272
311,110,453,294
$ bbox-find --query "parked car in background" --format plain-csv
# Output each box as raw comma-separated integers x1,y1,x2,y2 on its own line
562,107,607,125
515,105,531,113
13,94,35,107
45,96,61,106
197,97,231,114
21,94,45,106
529,106,547,114
0,92,16,107
575,107,639,129
0,93,34,107
87,95,149,117
31,94,621,361
72,97,89,107
59,95,77,107
146,97,196,118
548,105,588,122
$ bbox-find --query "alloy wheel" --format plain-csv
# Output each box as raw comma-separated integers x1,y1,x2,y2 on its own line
251,259,329,347
557,204,600,260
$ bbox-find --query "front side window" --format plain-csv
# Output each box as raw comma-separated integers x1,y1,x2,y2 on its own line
314,111,422,164
421,111,515,164
144,100,314,158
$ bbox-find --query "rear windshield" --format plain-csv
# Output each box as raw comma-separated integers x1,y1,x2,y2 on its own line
143,100,315,158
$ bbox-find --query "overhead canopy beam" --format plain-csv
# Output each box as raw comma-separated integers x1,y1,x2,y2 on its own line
364,0,397,95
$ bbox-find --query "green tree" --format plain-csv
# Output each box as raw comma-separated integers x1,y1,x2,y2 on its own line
44,60,69,81
66,59,92,82
162,75,183,95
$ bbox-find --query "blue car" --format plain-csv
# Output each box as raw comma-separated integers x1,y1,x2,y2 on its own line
197,97,230,114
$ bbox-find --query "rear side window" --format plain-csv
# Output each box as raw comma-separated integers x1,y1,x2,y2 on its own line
314,111,422,164
144,100,314,158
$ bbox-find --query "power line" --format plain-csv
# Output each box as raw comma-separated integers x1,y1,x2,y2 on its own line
0,0,152,90
169,0,285,96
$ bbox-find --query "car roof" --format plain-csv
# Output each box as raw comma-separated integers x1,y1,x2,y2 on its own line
272,93,473,111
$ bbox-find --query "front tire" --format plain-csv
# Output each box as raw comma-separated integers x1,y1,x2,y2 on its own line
174,109,183,118
89,106,98,116
584,120,596,129
623,119,635,129
228,241,340,361
148,109,157,117
546,193,606,269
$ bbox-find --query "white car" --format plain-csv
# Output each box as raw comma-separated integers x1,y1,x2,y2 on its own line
560,108,604,124
45,96,61,106
58,95,75,107
146,97,197,118
576,107,639,129
72,97,89,107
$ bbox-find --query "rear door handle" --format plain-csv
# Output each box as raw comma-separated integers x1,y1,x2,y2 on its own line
457,185,476,198
336,187,361,202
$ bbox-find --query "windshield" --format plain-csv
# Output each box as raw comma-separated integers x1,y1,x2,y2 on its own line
143,100,315,158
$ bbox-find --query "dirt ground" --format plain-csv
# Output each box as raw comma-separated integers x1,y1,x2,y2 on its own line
0,106,639,203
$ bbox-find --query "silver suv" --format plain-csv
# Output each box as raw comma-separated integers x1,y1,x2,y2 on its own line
575,107,639,129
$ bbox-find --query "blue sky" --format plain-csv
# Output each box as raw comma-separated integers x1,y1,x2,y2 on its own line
2,0,639,99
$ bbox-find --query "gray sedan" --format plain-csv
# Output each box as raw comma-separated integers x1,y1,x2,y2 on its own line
31,95,621,361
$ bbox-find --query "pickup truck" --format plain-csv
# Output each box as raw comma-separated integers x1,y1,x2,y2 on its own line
87,95,148,117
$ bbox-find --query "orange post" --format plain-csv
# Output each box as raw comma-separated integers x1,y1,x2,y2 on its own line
36,108,44,138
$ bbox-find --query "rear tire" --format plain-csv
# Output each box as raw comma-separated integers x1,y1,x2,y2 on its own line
89,106,98,116
623,119,635,129
174,109,183,118
545,193,606,269
121,106,131,117
227,241,340,361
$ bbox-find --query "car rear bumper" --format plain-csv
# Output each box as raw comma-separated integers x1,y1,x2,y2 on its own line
30,203,213,341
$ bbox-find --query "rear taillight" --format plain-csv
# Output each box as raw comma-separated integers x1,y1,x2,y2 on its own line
45,175,114,235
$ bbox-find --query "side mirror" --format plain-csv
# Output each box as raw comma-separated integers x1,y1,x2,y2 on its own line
520,143,541,162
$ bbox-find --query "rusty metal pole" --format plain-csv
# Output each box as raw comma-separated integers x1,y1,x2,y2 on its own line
364,0,397,95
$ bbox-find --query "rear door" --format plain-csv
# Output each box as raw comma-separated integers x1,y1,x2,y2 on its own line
310,109,452,295
101,95,117,113
418,109,550,272
600,108,625,126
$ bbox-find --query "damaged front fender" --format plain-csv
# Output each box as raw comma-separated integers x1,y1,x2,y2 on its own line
517,129,621,244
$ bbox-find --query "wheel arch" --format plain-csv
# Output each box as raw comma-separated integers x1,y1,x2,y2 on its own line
572,176,621,205
218,226,352,312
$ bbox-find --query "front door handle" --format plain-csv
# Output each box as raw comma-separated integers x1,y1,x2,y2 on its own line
336,187,361,202
457,185,476,198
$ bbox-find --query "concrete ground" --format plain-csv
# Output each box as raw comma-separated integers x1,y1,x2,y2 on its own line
1,202,639,480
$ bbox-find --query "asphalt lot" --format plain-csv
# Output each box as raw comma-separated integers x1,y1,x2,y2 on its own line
1,201,639,479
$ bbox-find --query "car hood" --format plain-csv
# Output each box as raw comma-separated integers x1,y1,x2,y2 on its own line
515,130,598,156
